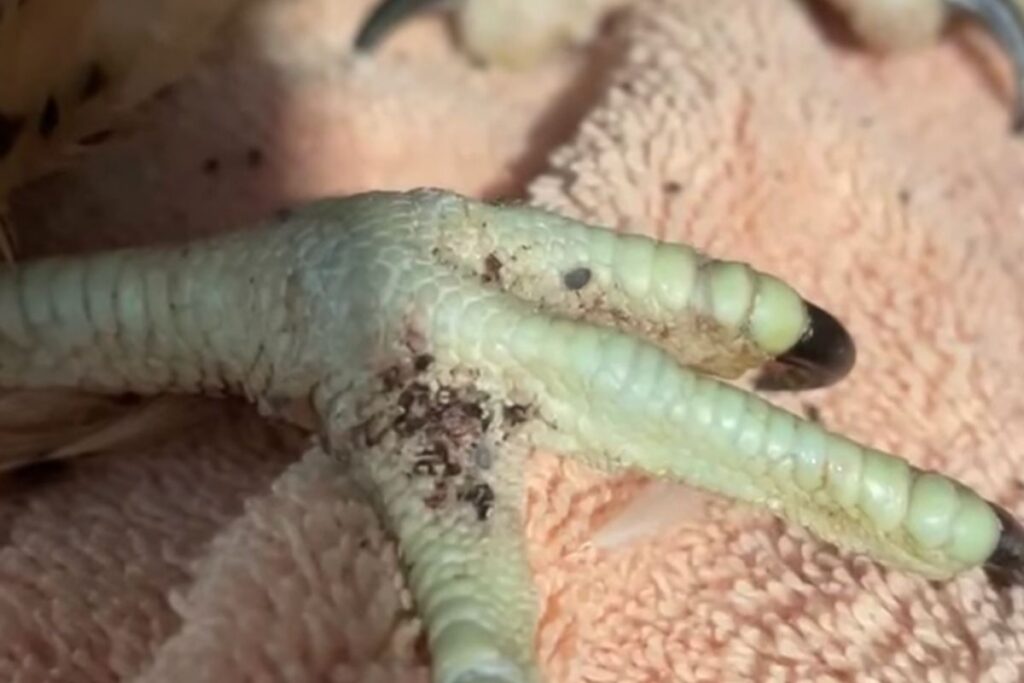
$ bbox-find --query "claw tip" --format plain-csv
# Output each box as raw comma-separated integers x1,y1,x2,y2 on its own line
352,0,450,52
754,301,857,392
984,503,1024,589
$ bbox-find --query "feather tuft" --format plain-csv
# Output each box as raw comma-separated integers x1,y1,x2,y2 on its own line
0,0,246,258
0,390,231,473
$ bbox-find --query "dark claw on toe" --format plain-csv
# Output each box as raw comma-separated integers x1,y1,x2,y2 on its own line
754,301,857,392
947,0,1024,133
984,503,1024,588
353,0,452,51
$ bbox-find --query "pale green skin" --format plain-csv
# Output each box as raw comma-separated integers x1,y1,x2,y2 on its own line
0,189,1004,683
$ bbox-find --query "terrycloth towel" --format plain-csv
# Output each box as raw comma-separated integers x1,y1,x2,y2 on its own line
6,0,1024,681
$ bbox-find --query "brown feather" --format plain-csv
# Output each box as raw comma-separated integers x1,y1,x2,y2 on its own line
0,0,250,470
0,391,228,473
0,0,247,224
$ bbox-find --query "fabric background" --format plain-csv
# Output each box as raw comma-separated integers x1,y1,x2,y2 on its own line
6,0,1024,680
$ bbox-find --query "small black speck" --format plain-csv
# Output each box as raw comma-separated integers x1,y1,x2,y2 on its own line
563,267,592,291
78,128,113,146
114,392,144,406
898,188,912,206
80,63,109,101
38,96,59,139
429,441,449,460
460,483,494,521
0,112,25,160
423,481,447,509
397,382,429,410
202,157,220,175
503,403,529,427
246,147,264,168
461,401,484,422
483,253,502,283
663,180,683,194
412,459,438,476
152,84,177,102
380,366,402,392
7,458,73,489
803,403,822,425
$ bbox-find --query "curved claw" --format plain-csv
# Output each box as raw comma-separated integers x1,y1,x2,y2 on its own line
984,502,1024,587
947,0,1024,132
754,301,857,391
352,0,452,51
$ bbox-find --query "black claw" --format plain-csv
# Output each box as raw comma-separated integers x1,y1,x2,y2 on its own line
984,503,1024,588
754,301,857,392
353,0,452,52
947,0,1024,134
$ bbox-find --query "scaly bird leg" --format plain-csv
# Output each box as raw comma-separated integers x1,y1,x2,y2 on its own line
0,188,1019,681
324,355,543,683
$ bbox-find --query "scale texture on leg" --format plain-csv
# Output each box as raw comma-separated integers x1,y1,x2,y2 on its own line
1,188,1020,682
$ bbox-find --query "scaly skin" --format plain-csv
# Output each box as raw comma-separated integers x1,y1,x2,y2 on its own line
2,188,1022,683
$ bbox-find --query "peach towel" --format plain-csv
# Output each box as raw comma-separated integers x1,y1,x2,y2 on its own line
5,0,1024,681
